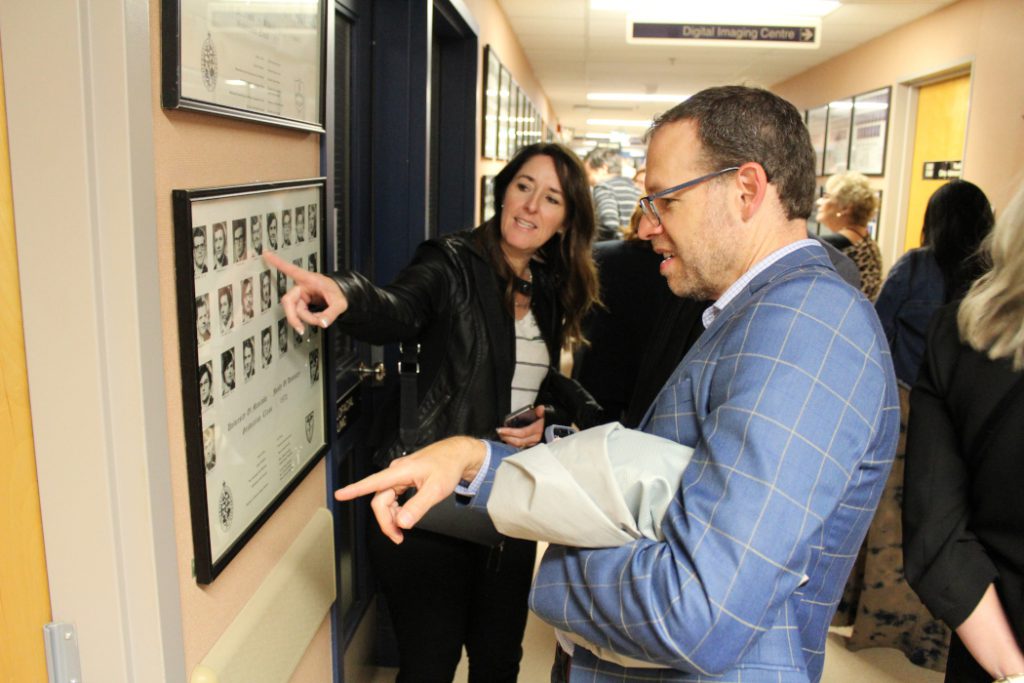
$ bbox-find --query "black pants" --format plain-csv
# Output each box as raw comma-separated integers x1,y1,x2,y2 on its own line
368,522,536,683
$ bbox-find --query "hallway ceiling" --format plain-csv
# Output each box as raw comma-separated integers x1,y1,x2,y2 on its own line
496,0,957,154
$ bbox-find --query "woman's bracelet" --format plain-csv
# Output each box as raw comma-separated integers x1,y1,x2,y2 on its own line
994,674,1024,683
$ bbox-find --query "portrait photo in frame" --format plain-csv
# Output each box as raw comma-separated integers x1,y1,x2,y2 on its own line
162,0,327,132
174,178,328,583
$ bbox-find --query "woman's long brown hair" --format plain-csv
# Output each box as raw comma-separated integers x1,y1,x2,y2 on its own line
475,142,600,350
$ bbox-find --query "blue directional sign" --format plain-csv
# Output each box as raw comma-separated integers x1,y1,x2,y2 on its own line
631,21,819,48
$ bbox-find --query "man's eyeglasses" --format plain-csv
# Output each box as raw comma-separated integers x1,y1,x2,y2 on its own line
638,167,740,226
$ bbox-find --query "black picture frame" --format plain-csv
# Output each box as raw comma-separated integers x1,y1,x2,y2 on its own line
497,65,512,160
849,87,891,176
174,178,329,583
480,174,496,224
161,0,327,132
482,46,501,160
806,105,828,177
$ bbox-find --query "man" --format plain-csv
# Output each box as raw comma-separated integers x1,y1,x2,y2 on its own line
250,214,264,255
328,86,898,683
242,337,255,382
282,208,292,247
583,147,640,241
260,270,272,312
211,222,229,269
295,206,306,243
277,318,288,354
193,226,209,275
232,219,247,263
266,212,279,250
261,327,273,368
196,294,212,344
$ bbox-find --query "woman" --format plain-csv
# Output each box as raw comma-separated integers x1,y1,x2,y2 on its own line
904,181,1024,682
818,171,883,300
877,179,995,386
266,142,601,682
838,180,994,669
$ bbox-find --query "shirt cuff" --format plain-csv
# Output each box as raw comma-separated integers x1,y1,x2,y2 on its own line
454,440,492,497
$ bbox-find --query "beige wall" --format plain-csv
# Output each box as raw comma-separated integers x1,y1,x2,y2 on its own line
462,0,560,215
146,0,331,678
774,0,1024,219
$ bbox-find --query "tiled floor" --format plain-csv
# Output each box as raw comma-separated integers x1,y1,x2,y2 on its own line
370,616,943,682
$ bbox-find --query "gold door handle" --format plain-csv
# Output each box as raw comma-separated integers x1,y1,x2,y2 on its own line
355,361,386,383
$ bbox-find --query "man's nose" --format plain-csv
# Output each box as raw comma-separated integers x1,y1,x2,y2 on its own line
636,211,661,240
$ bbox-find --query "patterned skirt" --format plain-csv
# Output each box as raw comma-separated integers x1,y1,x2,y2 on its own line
832,385,951,671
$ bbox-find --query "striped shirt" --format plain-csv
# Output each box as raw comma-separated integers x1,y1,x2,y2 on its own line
510,309,548,410
592,176,640,241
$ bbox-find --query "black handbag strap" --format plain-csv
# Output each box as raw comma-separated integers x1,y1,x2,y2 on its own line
398,342,420,453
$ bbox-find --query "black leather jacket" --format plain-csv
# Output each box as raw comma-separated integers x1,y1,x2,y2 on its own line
333,229,600,468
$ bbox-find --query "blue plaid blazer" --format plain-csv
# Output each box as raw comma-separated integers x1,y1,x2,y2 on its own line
477,244,899,682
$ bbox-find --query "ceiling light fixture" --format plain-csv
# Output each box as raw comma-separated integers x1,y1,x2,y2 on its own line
587,92,689,103
591,0,840,19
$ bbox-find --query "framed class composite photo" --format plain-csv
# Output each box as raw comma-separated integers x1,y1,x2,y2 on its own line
174,177,328,583
162,0,326,132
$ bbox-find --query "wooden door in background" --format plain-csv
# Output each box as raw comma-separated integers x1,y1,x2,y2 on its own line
0,50,52,683
903,74,971,251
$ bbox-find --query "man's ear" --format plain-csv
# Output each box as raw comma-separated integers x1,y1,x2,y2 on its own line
735,162,768,221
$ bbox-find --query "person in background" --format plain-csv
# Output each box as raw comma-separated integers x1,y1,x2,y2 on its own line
632,165,646,194
835,179,995,669
904,180,1024,683
336,85,898,683
574,206,862,429
818,170,883,299
265,142,601,683
583,147,640,241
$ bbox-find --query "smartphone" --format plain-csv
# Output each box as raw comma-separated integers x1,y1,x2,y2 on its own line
503,404,539,428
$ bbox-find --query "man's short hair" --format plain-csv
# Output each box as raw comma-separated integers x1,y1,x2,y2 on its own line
648,86,816,221
193,226,206,241
583,147,622,175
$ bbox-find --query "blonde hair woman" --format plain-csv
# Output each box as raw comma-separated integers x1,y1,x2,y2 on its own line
818,171,882,299
904,181,1024,683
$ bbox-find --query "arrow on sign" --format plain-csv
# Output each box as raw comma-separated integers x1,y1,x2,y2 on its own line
801,28,814,41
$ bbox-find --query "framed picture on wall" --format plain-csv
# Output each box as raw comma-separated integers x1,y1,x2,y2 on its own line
480,175,496,224
807,184,825,236
823,99,853,175
514,88,527,156
806,105,828,177
173,178,329,583
849,87,891,176
497,65,512,160
868,189,883,240
482,46,501,160
162,0,326,132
